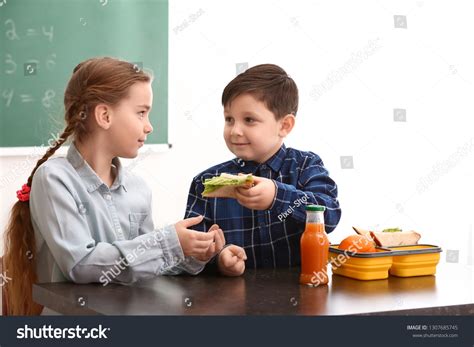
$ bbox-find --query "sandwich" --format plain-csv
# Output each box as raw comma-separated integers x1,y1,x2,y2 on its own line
202,173,254,198
352,226,421,247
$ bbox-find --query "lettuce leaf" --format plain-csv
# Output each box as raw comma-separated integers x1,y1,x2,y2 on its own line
382,227,402,233
202,174,253,195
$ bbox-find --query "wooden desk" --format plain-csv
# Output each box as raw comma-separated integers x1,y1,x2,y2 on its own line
33,263,473,315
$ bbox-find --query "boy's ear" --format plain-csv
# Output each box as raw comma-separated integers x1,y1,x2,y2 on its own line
94,104,112,130
278,114,295,137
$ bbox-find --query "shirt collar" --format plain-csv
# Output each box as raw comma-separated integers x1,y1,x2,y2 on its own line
67,143,127,193
265,144,287,172
231,144,287,173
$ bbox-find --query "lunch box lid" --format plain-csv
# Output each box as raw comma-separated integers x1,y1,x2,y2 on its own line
329,244,442,258
387,244,442,256
329,244,392,258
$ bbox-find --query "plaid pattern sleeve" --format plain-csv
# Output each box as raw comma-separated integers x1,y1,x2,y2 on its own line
185,145,341,269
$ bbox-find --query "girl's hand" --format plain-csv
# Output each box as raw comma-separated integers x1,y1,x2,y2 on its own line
175,216,218,259
195,224,226,262
218,245,247,276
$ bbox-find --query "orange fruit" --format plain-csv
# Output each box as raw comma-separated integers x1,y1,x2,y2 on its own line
338,235,376,253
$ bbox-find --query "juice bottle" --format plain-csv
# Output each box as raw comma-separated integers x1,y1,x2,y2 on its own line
299,205,329,286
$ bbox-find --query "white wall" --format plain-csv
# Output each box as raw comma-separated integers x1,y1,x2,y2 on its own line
1,0,473,266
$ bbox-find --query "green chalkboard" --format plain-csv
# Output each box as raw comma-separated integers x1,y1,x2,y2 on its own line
0,0,168,148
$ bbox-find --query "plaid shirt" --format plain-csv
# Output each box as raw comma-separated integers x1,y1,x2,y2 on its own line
185,144,341,268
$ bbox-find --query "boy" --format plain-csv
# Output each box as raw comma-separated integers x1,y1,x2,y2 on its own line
185,64,341,275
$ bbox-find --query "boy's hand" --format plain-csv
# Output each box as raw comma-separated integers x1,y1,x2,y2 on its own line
218,245,247,276
234,176,276,210
175,216,223,260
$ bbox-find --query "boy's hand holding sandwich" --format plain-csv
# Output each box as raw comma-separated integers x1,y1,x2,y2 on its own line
234,176,276,210
202,173,276,210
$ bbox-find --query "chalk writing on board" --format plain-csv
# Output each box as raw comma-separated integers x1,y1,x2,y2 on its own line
4,53,16,74
5,19,19,41
1,89,56,108
42,89,56,108
46,53,56,70
26,28,38,37
1,0,169,147
42,26,54,42
20,94,34,103
4,19,54,42
3,53,57,75
2,89,13,107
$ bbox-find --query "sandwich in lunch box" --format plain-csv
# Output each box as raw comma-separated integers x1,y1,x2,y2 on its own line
352,226,421,247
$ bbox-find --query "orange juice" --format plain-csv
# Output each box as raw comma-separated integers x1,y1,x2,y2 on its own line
300,205,329,286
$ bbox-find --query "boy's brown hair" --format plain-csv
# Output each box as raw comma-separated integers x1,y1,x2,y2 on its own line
222,64,298,119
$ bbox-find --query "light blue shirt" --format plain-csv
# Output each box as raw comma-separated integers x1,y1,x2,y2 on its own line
30,143,205,285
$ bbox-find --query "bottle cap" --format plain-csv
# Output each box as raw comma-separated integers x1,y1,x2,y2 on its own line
305,204,326,212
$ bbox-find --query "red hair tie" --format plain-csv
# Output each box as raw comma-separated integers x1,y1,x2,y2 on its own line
17,184,31,202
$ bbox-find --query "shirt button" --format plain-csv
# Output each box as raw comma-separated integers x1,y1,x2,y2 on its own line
78,204,87,214
104,193,112,200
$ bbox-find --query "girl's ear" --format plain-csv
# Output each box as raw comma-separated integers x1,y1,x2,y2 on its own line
94,104,112,130
278,114,295,137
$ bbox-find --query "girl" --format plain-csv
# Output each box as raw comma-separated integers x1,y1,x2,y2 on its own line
3,57,225,315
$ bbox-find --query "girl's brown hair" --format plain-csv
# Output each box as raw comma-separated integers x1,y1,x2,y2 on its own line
3,57,151,315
